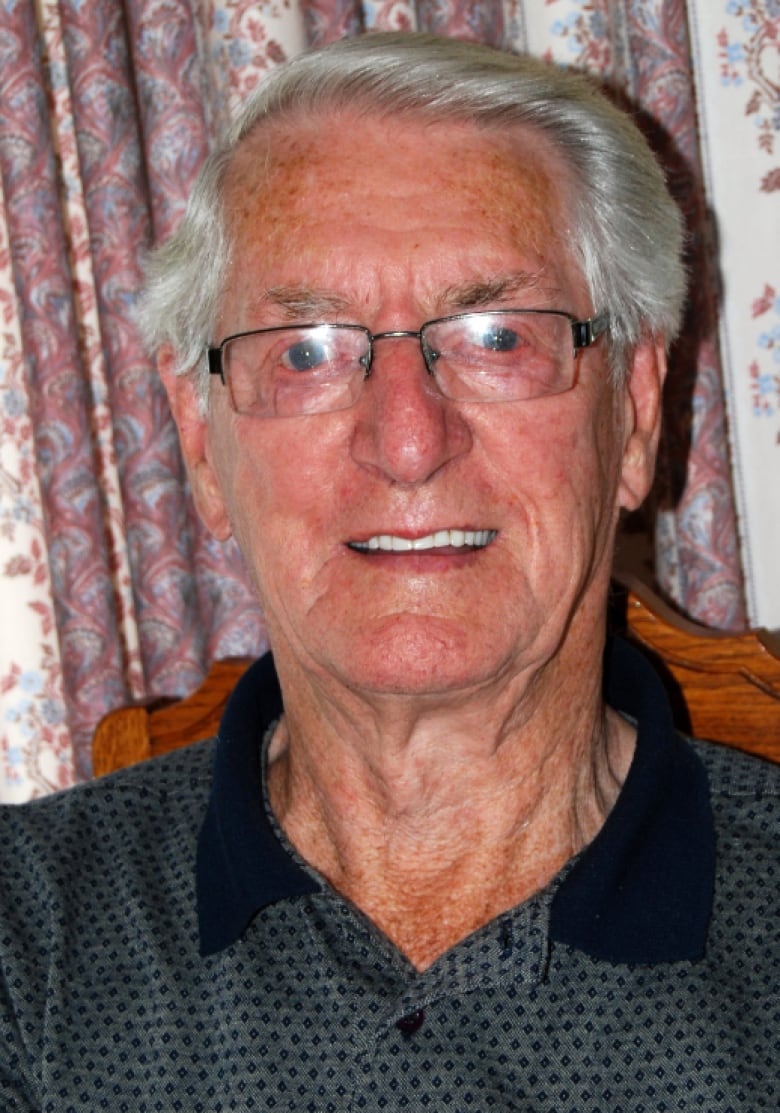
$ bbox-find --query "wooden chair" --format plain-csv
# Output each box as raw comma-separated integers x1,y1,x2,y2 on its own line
92,657,254,778
611,576,779,764
93,579,780,777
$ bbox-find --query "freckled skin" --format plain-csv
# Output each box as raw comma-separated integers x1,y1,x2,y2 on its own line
199,112,632,700
161,109,666,968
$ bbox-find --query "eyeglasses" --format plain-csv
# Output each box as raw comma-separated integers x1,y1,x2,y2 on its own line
207,309,610,419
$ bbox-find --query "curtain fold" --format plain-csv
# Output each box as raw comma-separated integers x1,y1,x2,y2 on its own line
685,0,780,628
1,0,127,791
1,0,765,799
621,0,746,628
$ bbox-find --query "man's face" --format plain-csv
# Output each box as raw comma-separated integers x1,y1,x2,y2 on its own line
166,112,663,700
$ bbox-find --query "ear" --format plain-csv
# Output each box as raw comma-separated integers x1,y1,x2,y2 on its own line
617,335,668,512
157,346,233,540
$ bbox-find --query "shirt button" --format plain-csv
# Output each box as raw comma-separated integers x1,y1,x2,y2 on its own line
396,1009,425,1035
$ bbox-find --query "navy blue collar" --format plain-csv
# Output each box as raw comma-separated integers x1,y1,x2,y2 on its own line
197,639,715,963
196,654,319,956
549,638,715,963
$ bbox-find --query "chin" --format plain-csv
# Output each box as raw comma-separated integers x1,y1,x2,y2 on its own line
325,614,514,697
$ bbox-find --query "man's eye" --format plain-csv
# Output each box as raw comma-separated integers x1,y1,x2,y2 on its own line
478,326,520,352
283,338,329,372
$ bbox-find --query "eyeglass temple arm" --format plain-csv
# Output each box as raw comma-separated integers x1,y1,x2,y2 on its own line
208,348,225,379
571,313,610,350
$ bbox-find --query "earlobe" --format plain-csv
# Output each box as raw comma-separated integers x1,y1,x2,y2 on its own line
617,336,668,512
157,346,233,541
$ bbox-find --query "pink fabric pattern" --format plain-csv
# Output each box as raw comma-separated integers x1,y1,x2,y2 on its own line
622,0,746,627
1,0,128,787
303,0,363,47
750,285,780,416
201,0,307,113
415,0,507,44
685,0,779,625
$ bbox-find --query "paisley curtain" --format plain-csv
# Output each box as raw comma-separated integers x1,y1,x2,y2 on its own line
0,0,774,800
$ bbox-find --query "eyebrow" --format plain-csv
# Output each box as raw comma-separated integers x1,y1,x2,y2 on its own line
253,271,557,321
259,286,352,319
440,271,552,310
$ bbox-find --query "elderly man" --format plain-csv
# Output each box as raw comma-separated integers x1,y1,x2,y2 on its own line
1,32,777,1111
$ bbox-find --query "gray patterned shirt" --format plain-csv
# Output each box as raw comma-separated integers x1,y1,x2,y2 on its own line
1,641,778,1111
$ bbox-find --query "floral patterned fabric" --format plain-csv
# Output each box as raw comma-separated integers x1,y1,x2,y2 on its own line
0,0,772,800
685,0,780,629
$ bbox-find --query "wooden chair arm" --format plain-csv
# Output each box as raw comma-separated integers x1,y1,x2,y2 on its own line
93,657,254,778
616,575,780,763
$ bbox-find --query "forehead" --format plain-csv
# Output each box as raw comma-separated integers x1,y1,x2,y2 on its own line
220,110,582,318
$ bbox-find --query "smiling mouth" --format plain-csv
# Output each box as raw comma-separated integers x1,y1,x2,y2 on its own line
348,529,497,553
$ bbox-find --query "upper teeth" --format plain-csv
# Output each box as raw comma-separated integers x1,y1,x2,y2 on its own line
351,529,496,552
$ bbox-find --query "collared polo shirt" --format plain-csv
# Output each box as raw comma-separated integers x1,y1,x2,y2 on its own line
1,639,778,1111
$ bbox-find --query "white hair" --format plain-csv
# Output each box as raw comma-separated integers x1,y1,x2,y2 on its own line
138,32,686,399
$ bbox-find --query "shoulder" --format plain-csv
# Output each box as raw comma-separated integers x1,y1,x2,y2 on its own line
690,739,779,937
0,737,215,838
0,740,216,921
692,738,779,849
0,743,217,1101
691,736,780,807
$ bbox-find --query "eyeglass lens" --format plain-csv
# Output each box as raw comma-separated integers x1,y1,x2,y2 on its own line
220,312,580,418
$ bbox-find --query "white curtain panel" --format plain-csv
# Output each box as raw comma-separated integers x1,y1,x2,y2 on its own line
687,0,780,628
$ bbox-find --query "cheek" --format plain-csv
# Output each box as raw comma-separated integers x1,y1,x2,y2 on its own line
484,392,623,542
214,419,349,582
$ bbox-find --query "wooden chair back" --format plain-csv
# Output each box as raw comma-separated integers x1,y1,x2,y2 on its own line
93,580,780,777
612,576,780,764
92,657,253,778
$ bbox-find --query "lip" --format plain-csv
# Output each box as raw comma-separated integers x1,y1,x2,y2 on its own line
347,528,497,553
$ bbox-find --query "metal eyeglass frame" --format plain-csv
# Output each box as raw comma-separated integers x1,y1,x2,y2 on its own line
207,308,611,402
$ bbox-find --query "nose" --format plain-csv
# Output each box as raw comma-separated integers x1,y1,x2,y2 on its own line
349,335,473,484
